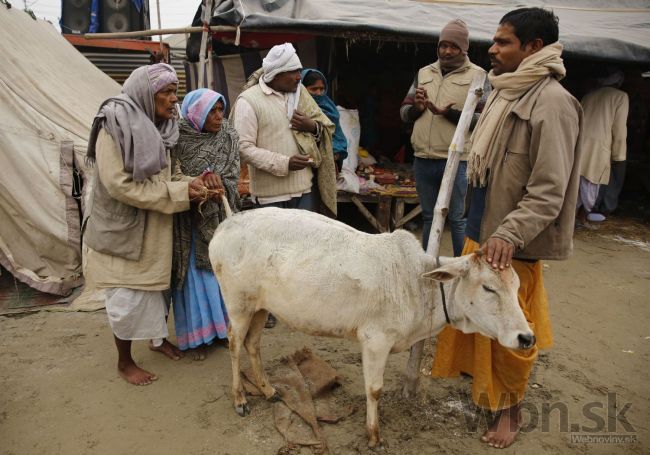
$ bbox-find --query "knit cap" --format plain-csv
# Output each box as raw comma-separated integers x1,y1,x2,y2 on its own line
439,19,469,54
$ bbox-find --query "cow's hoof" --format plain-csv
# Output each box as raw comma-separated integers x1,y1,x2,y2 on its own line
234,403,250,416
369,441,386,452
267,391,282,403
402,380,417,399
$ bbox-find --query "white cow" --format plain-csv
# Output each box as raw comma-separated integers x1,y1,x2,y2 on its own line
209,207,535,449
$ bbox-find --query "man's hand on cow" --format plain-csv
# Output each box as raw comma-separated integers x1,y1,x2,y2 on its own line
288,154,312,171
482,237,514,270
414,87,428,112
427,101,455,116
290,111,317,133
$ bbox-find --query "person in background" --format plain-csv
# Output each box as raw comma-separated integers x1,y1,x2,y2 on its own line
577,69,629,226
400,19,490,256
83,64,220,385
432,8,582,448
171,88,240,360
232,43,336,328
301,68,348,170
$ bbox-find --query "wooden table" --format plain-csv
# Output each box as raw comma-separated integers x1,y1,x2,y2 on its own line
391,195,421,230
337,191,393,233
337,191,421,233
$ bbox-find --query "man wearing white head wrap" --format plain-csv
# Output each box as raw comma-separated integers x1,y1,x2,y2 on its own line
232,43,337,328
262,42,303,84
577,68,629,226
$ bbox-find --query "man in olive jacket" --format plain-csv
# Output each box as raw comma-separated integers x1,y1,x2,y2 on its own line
431,7,582,449
400,19,490,256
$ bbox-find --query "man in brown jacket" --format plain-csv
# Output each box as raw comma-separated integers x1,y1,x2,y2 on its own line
431,7,582,448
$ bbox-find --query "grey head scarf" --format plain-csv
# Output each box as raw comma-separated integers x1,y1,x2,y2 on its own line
86,63,180,181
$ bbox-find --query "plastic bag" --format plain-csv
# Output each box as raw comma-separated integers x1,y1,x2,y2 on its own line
336,107,361,193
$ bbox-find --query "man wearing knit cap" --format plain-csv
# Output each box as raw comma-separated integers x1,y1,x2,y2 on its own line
401,19,490,257
232,43,336,328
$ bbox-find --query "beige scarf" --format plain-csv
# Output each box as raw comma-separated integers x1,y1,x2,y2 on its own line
467,42,566,187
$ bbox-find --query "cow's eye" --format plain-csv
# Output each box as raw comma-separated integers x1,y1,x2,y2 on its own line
482,285,496,293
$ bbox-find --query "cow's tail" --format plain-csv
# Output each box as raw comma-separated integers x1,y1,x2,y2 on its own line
221,194,233,218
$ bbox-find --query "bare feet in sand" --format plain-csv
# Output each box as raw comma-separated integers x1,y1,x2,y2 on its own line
481,404,522,449
149,339,184,360
188,339,228,361
118,361,158,386
189,345,207,361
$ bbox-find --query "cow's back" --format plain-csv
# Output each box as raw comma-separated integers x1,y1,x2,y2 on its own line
209,208,427,338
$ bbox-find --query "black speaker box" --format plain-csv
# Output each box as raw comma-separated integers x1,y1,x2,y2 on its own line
61,0,92,34
99,0,146,34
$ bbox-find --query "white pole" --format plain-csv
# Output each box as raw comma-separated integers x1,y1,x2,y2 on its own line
425,74,486,258
156,0,163,58
197,0,213,89
402,73,486,399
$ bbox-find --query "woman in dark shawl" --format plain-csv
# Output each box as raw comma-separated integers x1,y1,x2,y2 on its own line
301,69,348,169
171,88,240,359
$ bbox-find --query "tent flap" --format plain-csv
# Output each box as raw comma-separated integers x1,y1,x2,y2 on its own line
208,0,650,62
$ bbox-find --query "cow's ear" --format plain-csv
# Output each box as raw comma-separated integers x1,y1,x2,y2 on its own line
422,256,471,281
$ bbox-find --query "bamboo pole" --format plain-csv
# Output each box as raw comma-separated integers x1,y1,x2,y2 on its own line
197,1,213,89
425,73,486,258
402,73,486,399
155,0,163,56
84,25,237,40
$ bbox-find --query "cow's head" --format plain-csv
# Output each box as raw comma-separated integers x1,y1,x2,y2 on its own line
423,253,535,350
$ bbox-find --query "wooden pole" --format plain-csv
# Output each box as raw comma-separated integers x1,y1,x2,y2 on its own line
84,25,237,40
425,73,486,258
197,0,213,89
156,0,163,57
402,73,486,399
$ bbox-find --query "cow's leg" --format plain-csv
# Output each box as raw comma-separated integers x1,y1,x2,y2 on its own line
227,309,253,416
402,340,425,399
244,310,279,401
361,337,393,450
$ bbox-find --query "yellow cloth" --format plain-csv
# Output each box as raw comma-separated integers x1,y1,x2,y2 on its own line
431,238,553,411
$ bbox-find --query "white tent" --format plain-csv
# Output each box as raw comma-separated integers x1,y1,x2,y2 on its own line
0,6,120,296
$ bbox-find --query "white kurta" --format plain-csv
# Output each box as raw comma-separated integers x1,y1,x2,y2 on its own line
579,86,629,185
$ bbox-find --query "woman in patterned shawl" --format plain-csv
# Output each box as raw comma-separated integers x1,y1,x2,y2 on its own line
171,88,240,360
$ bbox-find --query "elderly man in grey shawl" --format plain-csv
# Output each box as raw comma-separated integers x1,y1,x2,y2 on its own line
83,63,221,385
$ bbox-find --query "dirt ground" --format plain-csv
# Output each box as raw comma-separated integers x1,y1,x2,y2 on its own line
1,220,648,455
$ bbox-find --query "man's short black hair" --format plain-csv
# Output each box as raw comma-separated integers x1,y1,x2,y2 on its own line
500,7,559,48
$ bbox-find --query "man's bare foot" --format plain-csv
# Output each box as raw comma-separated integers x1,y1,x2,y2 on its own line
189,345,207,361
481,404,522,449
118,362,158,386
149,339,184,360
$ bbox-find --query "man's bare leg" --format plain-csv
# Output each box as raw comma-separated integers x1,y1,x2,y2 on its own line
149,338,184,360
114,336,157,386
481,404,522,449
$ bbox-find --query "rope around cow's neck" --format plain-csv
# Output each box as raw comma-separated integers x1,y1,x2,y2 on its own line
435,255,451,325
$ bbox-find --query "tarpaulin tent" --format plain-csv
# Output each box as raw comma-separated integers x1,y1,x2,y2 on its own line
0,6,120,296
190,0,650,63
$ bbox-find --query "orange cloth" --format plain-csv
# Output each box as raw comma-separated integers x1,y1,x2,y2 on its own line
431,238,553,411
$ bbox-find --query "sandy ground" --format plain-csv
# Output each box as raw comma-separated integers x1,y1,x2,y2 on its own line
1,223,649,455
